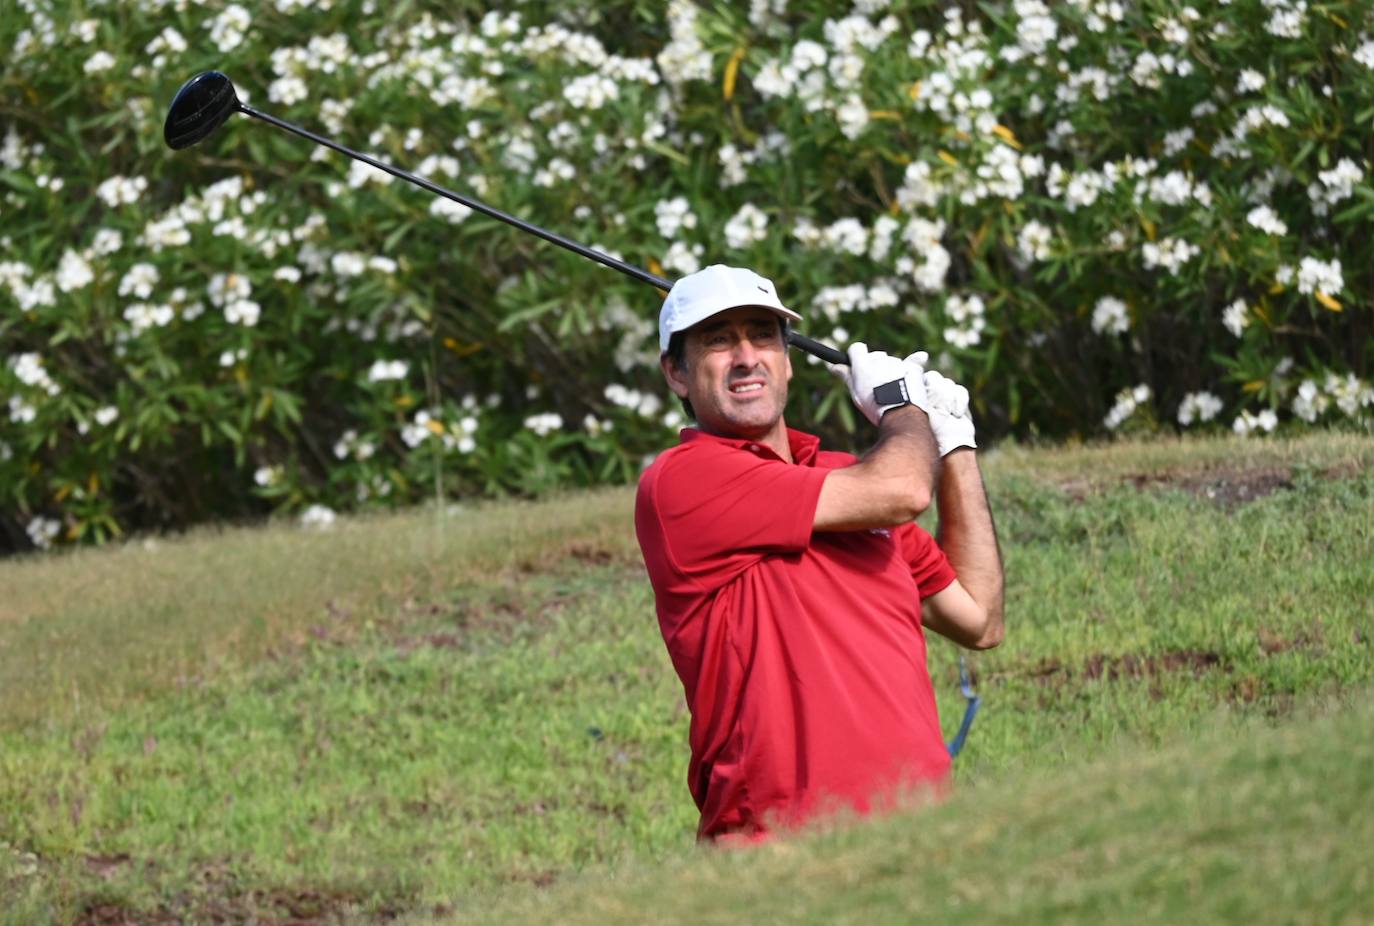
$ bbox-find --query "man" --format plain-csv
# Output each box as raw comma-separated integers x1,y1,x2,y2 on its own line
635,264,1005,843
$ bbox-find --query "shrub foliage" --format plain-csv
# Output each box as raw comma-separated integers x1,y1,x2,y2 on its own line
2,0,1372,551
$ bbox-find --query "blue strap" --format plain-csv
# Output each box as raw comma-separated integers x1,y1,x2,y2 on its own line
945,653,981,758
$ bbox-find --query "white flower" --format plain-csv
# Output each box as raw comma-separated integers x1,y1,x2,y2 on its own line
11,353,59,393
91,228,123,256
224,299,261,326
1232,408,1278,436
1237,69,1266,93
1222,299,1249,337
564,74,619,109
219,348,248,367
1163,128,1195,157
524,412,563,436
1017,220,1052,262
124,302,174,334
26,516,62,550
1091,296,1130,335
1064,171,1106,211
331,252,367,277
402,410,438,448
208,4,253,54
119,263,160,299
1177,391,1223,426
718,144,748,187
347,159,394,189
254,465,282,487
657,0,713,86
299,505,337,529
207,273,252,307
142,213,191,252
943,294,986,348
94,406,120,426
1246,205,1288,236
273,266,302,283
1312,158,1363,207
835,95,871,139
447,416,479,454
1295,256,1342,296
84,51,117,74
1323,372,1374,417
1354,40,1374,69
654,197,698,239
897,161,942,211
724,204,769,249
663,241,704,276
431,198,473,224
367,359,409,382
821,218,869,256
95,175,148,208
1147,171,1201,207
1265,6,1304,39
268,76,308,106
1291,380,1328,423
1105,384,1150,430
1142,237,1200,275
56,250,94,292
532,157,576,187
9,397,37,424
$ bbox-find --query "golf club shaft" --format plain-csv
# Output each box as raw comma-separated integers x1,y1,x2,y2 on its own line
237,102,848,366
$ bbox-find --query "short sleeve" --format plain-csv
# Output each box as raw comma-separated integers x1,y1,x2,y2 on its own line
895,521,957,599
642,441,830,593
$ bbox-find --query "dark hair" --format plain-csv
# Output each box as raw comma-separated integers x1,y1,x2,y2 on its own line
662,317,789,421
664,330,695,419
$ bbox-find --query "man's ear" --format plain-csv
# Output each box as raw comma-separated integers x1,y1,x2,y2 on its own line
661,352,690,399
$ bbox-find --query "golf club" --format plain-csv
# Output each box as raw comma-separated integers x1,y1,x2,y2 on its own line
163,71,848,366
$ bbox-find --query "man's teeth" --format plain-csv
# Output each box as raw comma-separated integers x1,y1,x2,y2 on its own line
730,383,763,393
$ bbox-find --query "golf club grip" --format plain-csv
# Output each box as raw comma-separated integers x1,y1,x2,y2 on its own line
788,331,847,365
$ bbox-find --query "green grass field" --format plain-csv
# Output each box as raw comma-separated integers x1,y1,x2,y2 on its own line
2,433,1371,924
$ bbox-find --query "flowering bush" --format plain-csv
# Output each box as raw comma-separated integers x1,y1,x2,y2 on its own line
2,0,1372,551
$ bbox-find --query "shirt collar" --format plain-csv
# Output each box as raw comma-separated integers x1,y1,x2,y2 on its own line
679,426,820,465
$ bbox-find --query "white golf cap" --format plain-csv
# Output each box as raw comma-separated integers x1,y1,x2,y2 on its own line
659,264,802,352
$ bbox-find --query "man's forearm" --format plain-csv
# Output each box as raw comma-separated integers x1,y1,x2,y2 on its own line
935,449,1005,644
871,405,940,511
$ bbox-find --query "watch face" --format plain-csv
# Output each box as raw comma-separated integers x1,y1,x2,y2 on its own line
872,379,910,407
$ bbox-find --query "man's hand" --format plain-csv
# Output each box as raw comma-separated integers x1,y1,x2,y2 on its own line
837,343,930,426
921,368,977,457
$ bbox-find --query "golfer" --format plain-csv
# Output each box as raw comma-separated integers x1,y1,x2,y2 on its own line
636,265,1005,843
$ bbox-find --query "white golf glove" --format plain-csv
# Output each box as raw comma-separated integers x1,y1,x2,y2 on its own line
836,343,930,426
922,369,977,456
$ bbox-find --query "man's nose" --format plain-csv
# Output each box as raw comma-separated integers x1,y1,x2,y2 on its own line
731,337,760,368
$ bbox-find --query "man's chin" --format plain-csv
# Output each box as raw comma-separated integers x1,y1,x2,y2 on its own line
709,409,783,440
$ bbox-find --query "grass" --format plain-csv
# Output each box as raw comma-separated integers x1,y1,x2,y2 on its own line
1,432,1371,923
452,693,1374,925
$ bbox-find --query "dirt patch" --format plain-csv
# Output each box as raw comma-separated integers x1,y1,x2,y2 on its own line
996,648,1226,688
75,904,179,926
1060,462,1362,507
77,886,397,926
1083,649,1222,680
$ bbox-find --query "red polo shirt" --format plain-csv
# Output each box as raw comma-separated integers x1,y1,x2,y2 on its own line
635,426,956,841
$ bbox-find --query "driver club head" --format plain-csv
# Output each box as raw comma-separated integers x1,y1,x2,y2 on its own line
164,71,241,150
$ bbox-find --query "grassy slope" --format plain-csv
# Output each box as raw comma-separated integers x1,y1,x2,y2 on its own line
456,695,1374,925
1,433,1372,922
